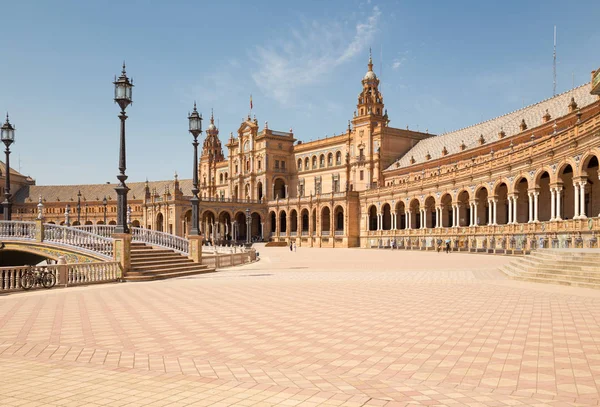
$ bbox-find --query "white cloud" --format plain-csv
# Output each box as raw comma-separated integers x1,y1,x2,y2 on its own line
392,59,403,69
251,6,382,105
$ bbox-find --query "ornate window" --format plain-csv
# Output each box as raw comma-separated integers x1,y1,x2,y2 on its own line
327,153,333,167
336,151,342,165
297,158,302,170
319,154,325,168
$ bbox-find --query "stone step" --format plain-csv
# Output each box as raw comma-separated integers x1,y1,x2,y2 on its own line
131,262,201,273
514,258,600,272
130,250,184,259
531,251,600,260
128,262,208,275
131,257,193,267
509,274,600,289
123,267,214,282
511,268,600,284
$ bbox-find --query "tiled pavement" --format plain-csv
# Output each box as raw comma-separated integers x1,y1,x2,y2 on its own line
1,247,600,406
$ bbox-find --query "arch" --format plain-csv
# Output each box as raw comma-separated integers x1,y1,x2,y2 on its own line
456,190,470,227
108,220,116,226
131,220,141,228
244,183,250,200
557,163,575,220
395,200,406,229
234,211,247,242
251,212,262,241
290,209,298,233
297,158,302,171
301,208,309,233
556,158,579,182
381,203,391,230
475,186,489,225
96,221,104,225
327,152,333,167
581,153,600,217
218,211,232,242
319,154,325,168
536,170,552,221
201,210,216,241
219,173,223,184
224,172,228,181
409,198,420,229
273,178,286,199
269,211,276,234
494,182,509,225
181,209,192,236
84,220,93,225
72,221,81,226
368,205,377,231
335,151,342,165
304,157,310,170
234,185,239,200
334,205,344,232
423,196,436,228
256,181,263,201
440,193,453,227
279,210,287,234
321,206,331,233
513,176,529,223
312,156,317,169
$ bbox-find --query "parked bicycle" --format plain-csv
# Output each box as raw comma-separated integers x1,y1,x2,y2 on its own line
20,266,57,290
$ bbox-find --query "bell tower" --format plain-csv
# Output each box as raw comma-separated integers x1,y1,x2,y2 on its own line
356,49,384,119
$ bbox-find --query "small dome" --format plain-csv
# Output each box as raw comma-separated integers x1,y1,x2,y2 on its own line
364,70,377,81
207,122,217,131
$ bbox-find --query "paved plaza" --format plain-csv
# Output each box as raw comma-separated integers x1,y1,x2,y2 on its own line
1,247,600,406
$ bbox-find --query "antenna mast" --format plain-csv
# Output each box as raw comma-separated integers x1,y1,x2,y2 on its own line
553,25,557,96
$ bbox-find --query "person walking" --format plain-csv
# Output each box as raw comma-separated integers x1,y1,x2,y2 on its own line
445,238,451,254
290,242,293,252
293,242,297,252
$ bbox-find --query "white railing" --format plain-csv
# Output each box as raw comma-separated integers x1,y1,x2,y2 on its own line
203,244,248,254
72,224,116,238
58,262,121,285
0,221,37,241
334,230,344,236
131,227,189,255
321,230,330,236
0,262,120,292
201,250,256,269
43,224,114,259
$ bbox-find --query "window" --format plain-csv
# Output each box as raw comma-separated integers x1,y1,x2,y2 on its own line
258,160,262,170
297,159,302,170
360,170,364,181
235,164,239,174
275,160,279,169
327,153,333,167
336,151,342,165
312,156,317,169
219,174,223,183
246,160,250,172
319,155,325,168
359,148,364,159
281,161,286,169
304,157,309,169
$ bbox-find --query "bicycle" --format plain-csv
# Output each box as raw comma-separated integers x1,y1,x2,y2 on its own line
20,267,57,290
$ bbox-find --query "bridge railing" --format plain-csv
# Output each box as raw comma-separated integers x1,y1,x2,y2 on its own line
0,221,37,241
0,262,121,293
131,227,189,255
71,225,115,238
43,224,114,259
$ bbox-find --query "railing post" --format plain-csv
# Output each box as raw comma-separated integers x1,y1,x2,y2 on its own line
188,235,203,263
35,219,44,242
112,233,132,276
57,255,68,287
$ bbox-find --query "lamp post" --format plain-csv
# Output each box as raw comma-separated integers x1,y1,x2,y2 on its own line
76,190,81,224
1,114,15,220
246,208,251,244
84,202,88,223
103,196,107,224
65,204,71,227
113,63,134,234
188,102,203,236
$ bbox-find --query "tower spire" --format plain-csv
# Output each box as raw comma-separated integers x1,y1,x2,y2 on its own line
368,47,373,71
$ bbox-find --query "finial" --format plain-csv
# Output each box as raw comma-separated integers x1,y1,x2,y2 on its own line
193,101,197,111
210,108,214,123
122,61,126,74
368,47,373,71
174,171,178,180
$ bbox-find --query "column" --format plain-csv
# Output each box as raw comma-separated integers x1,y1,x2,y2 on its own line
421,209,425,229
550,188,556,220
473,201,478,226
377,213,382,230
454,205,459,227
507,198,512,224
580,181,587,218
260,222,264,239
488,200,493,225
407,210,412,229
573,181,580,219
556,187,562,220
512,196,518,224
392,213,397,230
528,192,533,223
533,192,539,222
492,199,498,225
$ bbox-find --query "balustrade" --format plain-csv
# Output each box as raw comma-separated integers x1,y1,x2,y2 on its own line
43,224,114,258
0,221,36,240
131,227,189,255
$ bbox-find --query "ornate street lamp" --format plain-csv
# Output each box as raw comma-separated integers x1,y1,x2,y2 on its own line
188,102,203,236
65,204,71,227
246,208,251,244
76,190,81,224
84,202,88,223
113,62,133,233
1,114,15,220
102,196,108,224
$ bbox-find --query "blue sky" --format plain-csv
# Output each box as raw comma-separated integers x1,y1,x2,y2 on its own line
1,0,599,185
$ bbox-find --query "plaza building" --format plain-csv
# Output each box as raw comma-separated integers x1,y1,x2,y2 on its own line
6,59,600,252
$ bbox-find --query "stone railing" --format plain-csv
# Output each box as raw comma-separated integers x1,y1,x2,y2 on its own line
203,244,249,254
44,224,114,259
0,262,121,293
72,224,115,238
0,221,37,241
201,250,257,269
131,227,189,255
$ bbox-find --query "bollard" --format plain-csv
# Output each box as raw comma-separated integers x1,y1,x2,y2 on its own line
57,256,68,287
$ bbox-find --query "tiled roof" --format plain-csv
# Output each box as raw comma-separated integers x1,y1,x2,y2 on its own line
13,178,194,204
386,83,598,171
0,161,31,179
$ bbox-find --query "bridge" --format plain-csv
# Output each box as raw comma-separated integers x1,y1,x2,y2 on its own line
0,220,256,292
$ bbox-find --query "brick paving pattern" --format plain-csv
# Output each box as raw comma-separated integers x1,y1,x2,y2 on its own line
1,246,600,406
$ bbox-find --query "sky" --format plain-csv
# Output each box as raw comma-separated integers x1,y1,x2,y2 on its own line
0,0,599,186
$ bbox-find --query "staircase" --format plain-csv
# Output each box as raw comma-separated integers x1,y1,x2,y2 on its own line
500,249,600,289
125,243,215,282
